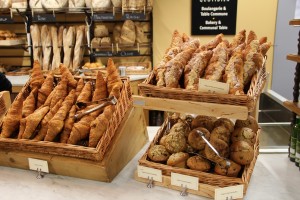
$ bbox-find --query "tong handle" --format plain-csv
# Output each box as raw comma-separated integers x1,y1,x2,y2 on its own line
74,101,110,120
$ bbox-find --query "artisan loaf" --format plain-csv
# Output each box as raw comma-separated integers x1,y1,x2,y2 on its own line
125,0,146,9
111,0,121,7
0,0,11,8
101,36,111,46
92,0,111,8
41,25,52,71
120,20,136,46
94,24,109,37
69,0,85,8
135,22,147,43
12,0,28,12
73,26,86,70
41,0,68,10
91,37,101,48
29,0,42,9
113,23,122,43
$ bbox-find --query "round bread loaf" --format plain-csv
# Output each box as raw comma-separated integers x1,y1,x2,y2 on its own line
214,159,241,177
167,152,189,168
214,118,234,132
164,132,187,153
191,115,217,132
187,127,210,150
169,119,190,138
94,25,109,38
187,156,211,171
231,127,256,146
159,135,167,146
235,115,258,133
210,126,231,144
147,145,170,162
230,141,254,165
204,138,229,163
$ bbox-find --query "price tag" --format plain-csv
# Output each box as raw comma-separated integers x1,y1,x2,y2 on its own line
137,166,162,182
93,13,115,21
198,78,229,94
171,172,199,191
32,14,56,22
215,185,244,200
0,15,13,23
92,51,113,57
28,158,49,173
122,13,146,20
116,50,139,57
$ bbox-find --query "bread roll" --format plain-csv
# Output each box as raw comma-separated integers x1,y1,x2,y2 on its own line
0,0,11,9
101,36,111,46
164,131,187,154
235,115,258,133
191,115,217,132
204,138,229,163
214,159,241,177
230,141,254,165
94,25,109,38
210,126,231,144
214,118,234,133
231,127,256,146
188,127,210,151
187,156,211,172
167,152,189,168
148,145,170,162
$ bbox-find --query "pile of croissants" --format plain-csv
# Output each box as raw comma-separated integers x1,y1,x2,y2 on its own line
0,58,123,148
154,29,271,95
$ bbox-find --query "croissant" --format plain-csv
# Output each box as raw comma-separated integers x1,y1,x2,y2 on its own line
0,96,23,138
170,30,183,48
259,37,267,45
77,81,92,103
59,63,77,88
33,99,63,141
181,38,200,51
202,33,223,50
43,86,56,107
30,60,45,89
182,32,190,43
17,118,26,139
22,87,38,118
109,84,121,99
106,58,123,93
92,71,108,101
37,72,54,108
75,78,85,98
50,76,68,108
89,105,115,147
260,42,271,56
246,30,257,45
229,29,246,49
44,90,76,142
22,106,49,139
184,50,213,90
60,105,76,143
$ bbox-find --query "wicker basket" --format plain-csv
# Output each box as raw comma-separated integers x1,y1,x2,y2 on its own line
138,62,267,112
0,77,132,161
138,119,260,193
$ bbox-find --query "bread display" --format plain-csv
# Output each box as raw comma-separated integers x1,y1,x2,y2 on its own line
146,114,258,178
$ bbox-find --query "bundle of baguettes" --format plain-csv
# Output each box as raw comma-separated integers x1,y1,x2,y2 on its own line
154,30,271,95
0,58,123,148
30,24,87,72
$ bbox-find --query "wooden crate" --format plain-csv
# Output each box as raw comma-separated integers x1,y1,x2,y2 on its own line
0,107,148,182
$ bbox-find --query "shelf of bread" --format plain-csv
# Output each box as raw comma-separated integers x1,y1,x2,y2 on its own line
283,100,300,115
135,114,259,199
289,19,300,26
133,95,248,120
287,54,300,63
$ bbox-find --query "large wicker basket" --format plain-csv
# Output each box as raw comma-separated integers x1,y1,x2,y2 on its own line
138,119,259,194
0,77,132,161
138,62,267,112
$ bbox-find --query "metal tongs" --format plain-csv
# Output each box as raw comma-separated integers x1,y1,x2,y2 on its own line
195,129,231,169
73,96,118,120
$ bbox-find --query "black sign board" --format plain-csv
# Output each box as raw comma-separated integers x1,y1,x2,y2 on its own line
122,13,146,20
116,50,139,57
93,13,115,21
92,51,113,57
33,14,56,22
0,15,13,23
191,0,237,35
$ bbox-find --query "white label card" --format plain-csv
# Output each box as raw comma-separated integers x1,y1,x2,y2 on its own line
171,172,199,191
137,165,162,182
215,185,244,200
198,78,229,94
28,158,49,173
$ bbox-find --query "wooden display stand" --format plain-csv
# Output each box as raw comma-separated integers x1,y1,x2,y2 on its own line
0,107,148,182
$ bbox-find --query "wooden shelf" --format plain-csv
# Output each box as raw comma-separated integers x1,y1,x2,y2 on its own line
287,54,300,63
289,19,300,26
132,95,249,120
283,101,300,115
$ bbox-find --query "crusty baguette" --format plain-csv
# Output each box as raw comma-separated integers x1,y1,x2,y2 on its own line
41,25,52,71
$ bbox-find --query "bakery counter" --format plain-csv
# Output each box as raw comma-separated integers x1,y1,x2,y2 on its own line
0,126,299,200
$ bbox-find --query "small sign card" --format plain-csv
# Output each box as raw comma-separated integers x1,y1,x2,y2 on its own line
215,185,244,200
116,50,139,57
198,78,229,94
32,14,56,22
0,15,13,23
92,51,113,57
122,13,146,20
137,165,162,182
28,158,49,173
93,13,115,21
171,172,199,191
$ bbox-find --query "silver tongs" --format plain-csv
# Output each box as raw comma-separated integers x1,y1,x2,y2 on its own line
73,96,118,120
195,129,231,168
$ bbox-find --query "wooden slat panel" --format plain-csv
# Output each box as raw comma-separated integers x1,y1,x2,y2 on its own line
287,54,300,63
283,101,300,115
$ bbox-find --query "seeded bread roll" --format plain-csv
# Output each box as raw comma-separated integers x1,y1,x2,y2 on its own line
214,159,241,177
148,145,170,162
164,131,187,154
188,127,210,150
231,127,256,146
210,126,231,144
187,156,211,172
191,115,217,132
204,138,229,163
230,140,254,165
235,115,258,133
167,152,189,168
170,119,190,138
214,118,234,133
159,135,167,146
94,25,109,38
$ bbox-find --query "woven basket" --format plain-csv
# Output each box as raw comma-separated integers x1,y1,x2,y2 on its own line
138,119,260,193
138,62,267,112
0,77,132,161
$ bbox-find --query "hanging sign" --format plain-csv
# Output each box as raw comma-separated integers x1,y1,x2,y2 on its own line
32,14,56,22
191,0,238,35
0,15,14,23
